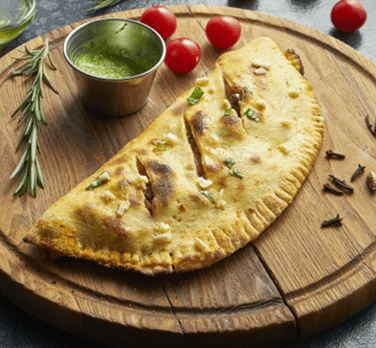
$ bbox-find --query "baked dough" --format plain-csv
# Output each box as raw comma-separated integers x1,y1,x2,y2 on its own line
24,37,324,275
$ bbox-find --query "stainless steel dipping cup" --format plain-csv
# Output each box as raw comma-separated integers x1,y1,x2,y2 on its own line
63,18,166,117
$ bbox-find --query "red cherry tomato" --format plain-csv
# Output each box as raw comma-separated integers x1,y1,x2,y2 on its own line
331,0,367,32
164,38,201,74
206,16,241,49
140,6,177,40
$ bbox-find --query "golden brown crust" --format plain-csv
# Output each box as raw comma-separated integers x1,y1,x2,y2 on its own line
24,37,324,276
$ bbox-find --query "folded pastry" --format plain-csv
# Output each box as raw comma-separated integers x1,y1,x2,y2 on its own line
24,37,324,275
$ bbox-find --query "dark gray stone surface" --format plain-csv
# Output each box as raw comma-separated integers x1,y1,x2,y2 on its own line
2,0,376,63
1,1,376,347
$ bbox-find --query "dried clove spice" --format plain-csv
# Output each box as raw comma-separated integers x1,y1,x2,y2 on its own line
365,115,376,136
350,164,366,182
329,174,354,192
321,214,343,227
323,183,344,195
325,149,345,159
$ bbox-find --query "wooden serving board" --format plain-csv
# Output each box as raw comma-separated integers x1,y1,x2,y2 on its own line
1,5,376,348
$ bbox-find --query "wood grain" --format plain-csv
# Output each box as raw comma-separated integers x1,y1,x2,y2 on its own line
1,5,376,347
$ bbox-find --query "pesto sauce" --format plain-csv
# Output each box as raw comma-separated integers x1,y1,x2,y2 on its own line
74,43,158,79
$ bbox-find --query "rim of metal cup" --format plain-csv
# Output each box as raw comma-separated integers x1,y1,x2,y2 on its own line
0,0,36,30
63,18,166,81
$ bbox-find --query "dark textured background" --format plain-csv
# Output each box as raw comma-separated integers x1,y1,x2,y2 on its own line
1,1,376,347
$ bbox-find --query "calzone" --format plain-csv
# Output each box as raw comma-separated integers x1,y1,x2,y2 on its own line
24,37,324,275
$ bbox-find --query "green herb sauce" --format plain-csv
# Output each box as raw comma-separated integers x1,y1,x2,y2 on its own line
74,40,159,79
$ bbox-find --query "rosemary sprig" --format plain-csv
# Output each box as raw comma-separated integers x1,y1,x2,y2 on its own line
9,39,58,197
86,0,122,13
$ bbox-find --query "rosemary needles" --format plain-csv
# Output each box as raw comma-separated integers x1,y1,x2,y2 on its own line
86,0,122,13
9,39,58,197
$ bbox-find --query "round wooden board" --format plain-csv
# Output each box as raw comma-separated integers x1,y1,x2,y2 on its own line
1,5,376,348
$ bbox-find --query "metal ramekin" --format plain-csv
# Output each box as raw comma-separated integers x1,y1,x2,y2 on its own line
63,18,166,117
